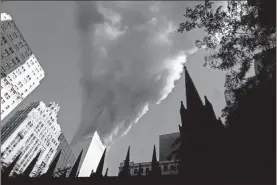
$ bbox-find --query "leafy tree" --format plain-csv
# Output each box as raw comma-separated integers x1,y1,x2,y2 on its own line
178,0,276,90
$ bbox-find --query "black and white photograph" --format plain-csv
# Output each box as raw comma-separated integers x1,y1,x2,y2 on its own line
1,1,276,185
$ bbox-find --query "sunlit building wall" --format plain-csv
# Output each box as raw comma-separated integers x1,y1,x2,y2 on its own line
1,13,45,121
1,101,61,176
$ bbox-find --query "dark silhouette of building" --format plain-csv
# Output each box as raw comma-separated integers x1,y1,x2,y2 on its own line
118,146,131,178
177,66,226,180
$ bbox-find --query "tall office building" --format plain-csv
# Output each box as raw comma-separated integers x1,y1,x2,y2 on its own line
1,13,45,121
78,131,105,177
159,132,180,162
1,101,61,176
51,133,76,175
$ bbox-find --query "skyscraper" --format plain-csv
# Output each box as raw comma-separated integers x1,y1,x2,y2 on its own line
1,13,45,121
77,131,106,177
1,101,61,176
50,133,76,175
159,132,180,162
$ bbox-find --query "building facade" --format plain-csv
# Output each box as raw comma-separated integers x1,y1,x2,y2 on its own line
118,160,178,176
1,13,45,121
159,132,180,162
51,133,76,174
1,101,61,176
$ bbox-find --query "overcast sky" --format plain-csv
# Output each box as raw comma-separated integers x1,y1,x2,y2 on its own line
3,1,228,176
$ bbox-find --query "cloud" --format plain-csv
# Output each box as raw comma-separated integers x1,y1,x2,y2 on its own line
72,2,199,146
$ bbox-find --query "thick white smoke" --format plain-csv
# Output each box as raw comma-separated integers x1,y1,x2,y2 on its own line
72,2,197,146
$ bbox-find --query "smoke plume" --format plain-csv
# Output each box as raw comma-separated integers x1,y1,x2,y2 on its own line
72,2,197,146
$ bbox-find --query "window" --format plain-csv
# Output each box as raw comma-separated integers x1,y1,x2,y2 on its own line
1,66,5,73
170,165,176,171
3,63,9,70
8,59,15,67
146,168,150,174
1,36,7,45
1,24,6,30
18,81,23,87
2,49,8,57
13,32,18,39
15,57,21,64
1,98,5,104
8,34,13,41
14,44,19,50
134,169,138,175
4,93,10,99
9,47,14,54
7,22,12,28
163,165,168,172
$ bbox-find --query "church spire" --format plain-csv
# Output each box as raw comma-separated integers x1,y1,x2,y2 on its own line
95,148,107,177
104,168,108,177
180,101,185,111
204,96,217,120
150,145,161,176
22,151,41,177
43,151,62,177
2,153,22,177
68,149,83,178
184,66,203,110
119,146,131,177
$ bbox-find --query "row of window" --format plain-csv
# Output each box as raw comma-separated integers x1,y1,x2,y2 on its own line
1,57,21,73
1,21,13,30
1,36,8,45
1,47,14,58
132,165,177,175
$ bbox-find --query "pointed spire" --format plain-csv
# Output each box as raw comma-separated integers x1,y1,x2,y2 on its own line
180,101,185,111
124,146,130,166
151,145,158,164
95,148,107,177
22,151,41,177
68,150,83,178
184,66,203,110
104,168,108,177
2,153,22,177
119,146,131,177
44,151,62,177
150,145,161,176
204,96,216,120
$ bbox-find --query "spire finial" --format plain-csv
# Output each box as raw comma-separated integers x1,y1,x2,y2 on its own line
68,149,83,178
184,67,203,110
95,148,107,177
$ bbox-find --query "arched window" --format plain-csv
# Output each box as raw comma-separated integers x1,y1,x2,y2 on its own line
134,169,138,175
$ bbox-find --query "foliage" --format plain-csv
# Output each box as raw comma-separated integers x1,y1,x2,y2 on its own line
52,167,71,177
222,47,276,120
178,0,276,90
